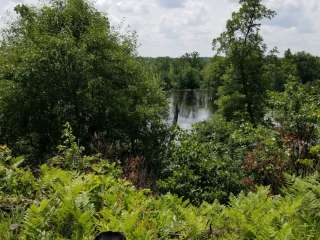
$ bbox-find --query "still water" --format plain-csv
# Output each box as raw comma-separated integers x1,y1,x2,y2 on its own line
167,89,215,129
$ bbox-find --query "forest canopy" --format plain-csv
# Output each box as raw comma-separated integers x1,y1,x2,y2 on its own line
0,0,168,176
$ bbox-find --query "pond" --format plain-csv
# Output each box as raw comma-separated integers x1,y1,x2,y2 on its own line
167,89,215,129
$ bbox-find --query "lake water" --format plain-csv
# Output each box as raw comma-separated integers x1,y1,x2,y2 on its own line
167,89,215,129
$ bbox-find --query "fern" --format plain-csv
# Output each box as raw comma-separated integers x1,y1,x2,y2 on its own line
2,142,320,239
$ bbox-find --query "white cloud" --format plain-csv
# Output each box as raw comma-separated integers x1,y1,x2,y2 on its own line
157,0,186,9
263,0,320,55
0,0,320,57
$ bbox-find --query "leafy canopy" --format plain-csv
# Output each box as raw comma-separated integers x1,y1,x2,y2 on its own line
213,0,275,124
0,0,167,167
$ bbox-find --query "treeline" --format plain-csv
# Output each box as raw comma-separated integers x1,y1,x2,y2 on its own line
142,50,320,95
1,0,320,239
141,52,210,90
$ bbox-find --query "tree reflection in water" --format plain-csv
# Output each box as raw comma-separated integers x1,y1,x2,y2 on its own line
168,89,215,129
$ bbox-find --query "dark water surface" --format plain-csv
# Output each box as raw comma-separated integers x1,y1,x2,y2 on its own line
167,89,215,129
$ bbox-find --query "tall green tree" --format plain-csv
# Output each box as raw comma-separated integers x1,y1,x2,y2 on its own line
177,51,204,89
287,51,320,84
202,56,227,97
0,0,167,170
262,49,298,92
213,0,275,124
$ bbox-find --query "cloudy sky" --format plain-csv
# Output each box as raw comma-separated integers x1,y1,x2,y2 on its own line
0,0,320,57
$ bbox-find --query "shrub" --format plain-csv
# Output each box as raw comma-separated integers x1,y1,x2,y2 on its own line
159,115,245,204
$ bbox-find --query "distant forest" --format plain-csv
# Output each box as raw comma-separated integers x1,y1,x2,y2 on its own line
141,51,320,93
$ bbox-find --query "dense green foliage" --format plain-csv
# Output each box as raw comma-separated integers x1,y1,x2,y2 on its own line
2,139,320,239
143,52,208,90
159,116,244,204
268,81,320,176
285,50,320,84
201,56,227,98
0,0,167,173
159,115,291,204
1,0,320,238
213,0,275,124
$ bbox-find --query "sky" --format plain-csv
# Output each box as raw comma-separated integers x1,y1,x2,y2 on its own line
0,0,319,57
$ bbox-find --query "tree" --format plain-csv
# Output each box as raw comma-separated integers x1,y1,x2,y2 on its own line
262,48,298,92
202,56,227,98
291,51,320,84
180,51,204,70
176,52,204,89
213,0,275,124
0,0,167,171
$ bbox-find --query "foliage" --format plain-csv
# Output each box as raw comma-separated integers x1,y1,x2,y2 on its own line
2,142,320,239
0,145,36,198
159,113,295,203
286,50,320,84
201,56,227,98
2,0,320,239
0,0,167,171
1,136,211,239
268,81,320,176
239,125,288,192
159,115,245,204
213,0,275,124
143,52,208,90
262,49,298,92
48,123,122,177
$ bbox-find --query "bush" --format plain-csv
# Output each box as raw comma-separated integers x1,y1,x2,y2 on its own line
2,142,320,239
159,114,293,203
159,115,245,204
268,81,320,176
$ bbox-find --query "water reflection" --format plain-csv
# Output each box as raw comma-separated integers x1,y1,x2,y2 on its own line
167,89,214,129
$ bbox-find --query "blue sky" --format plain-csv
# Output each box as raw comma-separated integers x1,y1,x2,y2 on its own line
1,0,320,57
